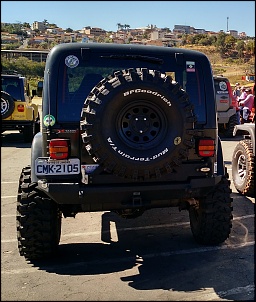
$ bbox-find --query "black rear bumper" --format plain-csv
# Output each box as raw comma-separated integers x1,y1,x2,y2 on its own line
2,120,33,131
38,175,222,211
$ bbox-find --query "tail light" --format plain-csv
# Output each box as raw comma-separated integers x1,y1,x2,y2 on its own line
49,139,70,159
231,95,237,108
226,81,236,107
198,139,215,157
17,104,24,112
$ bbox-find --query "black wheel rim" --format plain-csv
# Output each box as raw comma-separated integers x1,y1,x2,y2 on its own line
116,101,167,149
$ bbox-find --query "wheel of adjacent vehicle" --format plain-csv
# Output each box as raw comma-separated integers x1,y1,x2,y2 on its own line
80,68,196,180
17,166,62,260
23,123,34,142
1,91,15,119
222,114,239,138
189,176,233,245
232,139,254,197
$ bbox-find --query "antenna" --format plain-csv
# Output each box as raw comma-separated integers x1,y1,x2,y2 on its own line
227,17,229,32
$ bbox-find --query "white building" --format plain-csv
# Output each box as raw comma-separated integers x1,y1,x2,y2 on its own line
31,21,46,31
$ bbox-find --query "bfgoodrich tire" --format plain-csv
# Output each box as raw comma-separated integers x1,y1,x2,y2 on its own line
17,166,62,260
232,139,254,197
80,68,196,180
189,176,233,245
1,91,15,119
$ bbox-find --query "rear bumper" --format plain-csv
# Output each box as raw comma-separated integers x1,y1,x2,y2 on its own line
2,120,33,131
38,175,222,211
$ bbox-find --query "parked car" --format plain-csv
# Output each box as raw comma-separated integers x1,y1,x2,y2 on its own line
214,75,239,138
1,71,40,142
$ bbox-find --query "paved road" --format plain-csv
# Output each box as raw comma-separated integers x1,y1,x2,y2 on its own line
1,131,254,301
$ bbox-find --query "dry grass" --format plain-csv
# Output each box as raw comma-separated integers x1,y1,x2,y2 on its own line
180,45,255,88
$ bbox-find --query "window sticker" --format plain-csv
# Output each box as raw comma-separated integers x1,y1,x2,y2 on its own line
43,114,56,126
186,61,195,72
65,55,79,68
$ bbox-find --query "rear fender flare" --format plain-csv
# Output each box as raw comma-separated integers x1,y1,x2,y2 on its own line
31,132,42,182
25,106,34,120
216,136,225,176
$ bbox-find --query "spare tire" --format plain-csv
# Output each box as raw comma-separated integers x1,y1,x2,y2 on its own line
1,91,15,119
80,68,196,181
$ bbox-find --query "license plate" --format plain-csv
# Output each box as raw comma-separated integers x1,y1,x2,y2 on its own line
35,158,80,175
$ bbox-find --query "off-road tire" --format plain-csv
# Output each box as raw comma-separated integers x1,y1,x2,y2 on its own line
221,114,239,138
17,166,62,260
80,68,196,181
23,123,35,143
189,176,233,245
1,91,15,119
232,139,254,197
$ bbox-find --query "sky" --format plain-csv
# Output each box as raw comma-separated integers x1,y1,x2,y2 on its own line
1,1,255,37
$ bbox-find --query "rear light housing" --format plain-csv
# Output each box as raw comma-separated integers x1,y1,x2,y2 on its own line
226,81,236,107
17,104,24,112
49,139,70,159
231,95,237,108
197,139,215,157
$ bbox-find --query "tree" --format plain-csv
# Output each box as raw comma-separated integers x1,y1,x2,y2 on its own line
224,35,237,52
124,24,130,31
245,40,255,55
215,32,227,56
1,57,45,77
199,37,211,46
65,28,73,33
22,22,30,29
236,40,245,58
181,34,188,45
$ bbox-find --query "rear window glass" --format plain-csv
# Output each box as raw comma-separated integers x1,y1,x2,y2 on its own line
56,54,206,123
1,77,22,101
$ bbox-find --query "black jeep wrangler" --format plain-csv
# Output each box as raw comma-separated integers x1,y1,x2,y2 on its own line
17,43,233,260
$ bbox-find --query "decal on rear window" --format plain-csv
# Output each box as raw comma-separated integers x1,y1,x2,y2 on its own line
65,55,79,68
186,61,195,72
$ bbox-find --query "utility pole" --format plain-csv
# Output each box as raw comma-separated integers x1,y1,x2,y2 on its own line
227,17,229,32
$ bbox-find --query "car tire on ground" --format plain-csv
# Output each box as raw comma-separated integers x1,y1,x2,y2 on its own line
23,112,40,142
23,123,35,143
17,166,62,260
1,91,15,119
221,114,239,138
80,68,196,180
232,139,254,197
189,175,233,245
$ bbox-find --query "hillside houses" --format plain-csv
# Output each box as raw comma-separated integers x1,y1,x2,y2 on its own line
1,32,20,44
1,21,251,50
